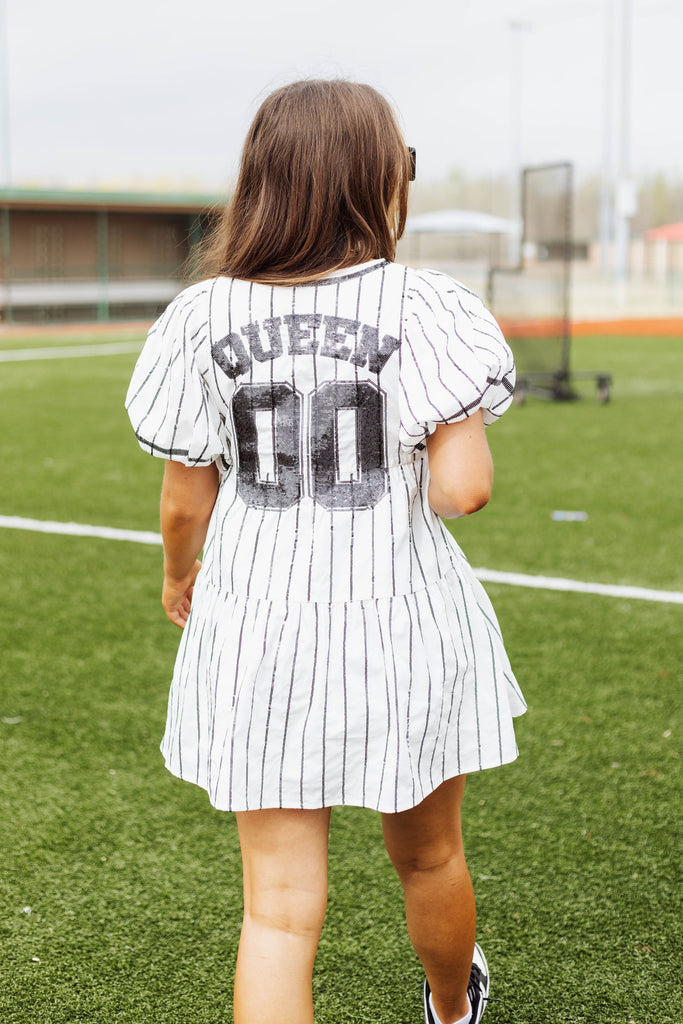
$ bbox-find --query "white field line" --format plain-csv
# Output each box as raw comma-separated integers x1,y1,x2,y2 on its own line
1,514,682,606
0,342,142,362
472,567,683,605
0,515,162,546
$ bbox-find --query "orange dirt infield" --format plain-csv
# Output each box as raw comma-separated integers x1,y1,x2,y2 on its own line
0,317,681,340
571,318,683,336
497,317,683,338
0,320,153,339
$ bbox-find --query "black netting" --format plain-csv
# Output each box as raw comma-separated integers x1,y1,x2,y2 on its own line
488,163,573,398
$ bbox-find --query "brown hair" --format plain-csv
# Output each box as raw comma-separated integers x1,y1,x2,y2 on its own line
193,80,411,285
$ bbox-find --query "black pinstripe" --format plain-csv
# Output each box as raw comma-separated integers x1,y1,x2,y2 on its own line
299,603,321,808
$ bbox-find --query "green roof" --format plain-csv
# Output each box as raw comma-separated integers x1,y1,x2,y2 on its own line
0,187,227,213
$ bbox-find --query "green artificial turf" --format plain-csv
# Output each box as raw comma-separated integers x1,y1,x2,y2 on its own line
1,331,681,1023
452,334,683,592
0,326,148,352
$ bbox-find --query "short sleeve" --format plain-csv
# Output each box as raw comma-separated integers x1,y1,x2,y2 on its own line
125,285,226,467
399,269,515,447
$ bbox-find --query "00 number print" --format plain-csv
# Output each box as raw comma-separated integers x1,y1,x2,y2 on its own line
232,381,387,511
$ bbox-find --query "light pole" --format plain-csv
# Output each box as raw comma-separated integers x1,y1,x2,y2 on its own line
614,0,635,299
508,19,532,266
0,0,10,187
599,0,616,275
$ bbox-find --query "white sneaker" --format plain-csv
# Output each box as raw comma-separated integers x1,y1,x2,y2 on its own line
467,943,490,1024
423,942,490,1024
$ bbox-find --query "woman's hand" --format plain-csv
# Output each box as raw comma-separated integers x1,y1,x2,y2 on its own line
162,559,203,628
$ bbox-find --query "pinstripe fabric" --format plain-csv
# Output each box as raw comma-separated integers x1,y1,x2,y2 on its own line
126,260,526,812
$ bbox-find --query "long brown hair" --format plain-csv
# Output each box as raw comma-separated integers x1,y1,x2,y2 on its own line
193,80,411,285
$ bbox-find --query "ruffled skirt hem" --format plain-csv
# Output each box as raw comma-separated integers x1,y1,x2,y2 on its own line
161,566,526,813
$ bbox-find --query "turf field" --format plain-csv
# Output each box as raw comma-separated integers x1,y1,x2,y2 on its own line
0,328,681,1024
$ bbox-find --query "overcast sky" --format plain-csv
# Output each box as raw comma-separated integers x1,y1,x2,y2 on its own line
1,0,681,192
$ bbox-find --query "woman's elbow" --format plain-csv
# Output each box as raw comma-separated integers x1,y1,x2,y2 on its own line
161,496,211,528
457,484,492,516
428,479,492,519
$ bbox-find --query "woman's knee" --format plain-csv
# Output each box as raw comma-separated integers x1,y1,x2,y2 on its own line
247,880,328,939
384,833,468,886
381,777,467,877
237,807,330,935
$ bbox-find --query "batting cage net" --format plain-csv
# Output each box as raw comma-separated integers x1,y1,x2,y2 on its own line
489,161,610,401
488,162,572,398
488,162,609,401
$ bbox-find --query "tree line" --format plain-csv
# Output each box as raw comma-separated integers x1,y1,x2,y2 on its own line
410,169,683,240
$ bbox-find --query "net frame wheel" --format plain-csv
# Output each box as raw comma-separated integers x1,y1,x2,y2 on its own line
597,376,611,404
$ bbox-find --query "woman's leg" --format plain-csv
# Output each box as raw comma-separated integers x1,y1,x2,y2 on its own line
381,776,476,1024
234,806,332,1024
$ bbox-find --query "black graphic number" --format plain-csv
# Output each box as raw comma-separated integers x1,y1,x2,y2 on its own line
311,381,386,509
231,381,387,511
232,383,302,510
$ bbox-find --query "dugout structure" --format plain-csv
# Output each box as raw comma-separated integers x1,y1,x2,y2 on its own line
0,188,220,324
488,162,611,402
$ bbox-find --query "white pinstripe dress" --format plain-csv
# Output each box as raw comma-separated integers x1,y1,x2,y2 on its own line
126,260,526,812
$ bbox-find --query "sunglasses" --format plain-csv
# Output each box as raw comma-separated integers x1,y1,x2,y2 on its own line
408,147,416,181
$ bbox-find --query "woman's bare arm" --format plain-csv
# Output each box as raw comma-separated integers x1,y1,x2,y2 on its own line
160,460,220,627
425,410,493,519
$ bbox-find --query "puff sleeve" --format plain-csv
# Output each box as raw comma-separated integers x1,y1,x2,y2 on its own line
125,285,226,467
399,269,515,447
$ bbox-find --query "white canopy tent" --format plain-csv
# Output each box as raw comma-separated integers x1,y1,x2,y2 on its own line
404,209,521,237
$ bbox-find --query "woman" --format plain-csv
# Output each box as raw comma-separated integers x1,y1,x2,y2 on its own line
126,78,525,1024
